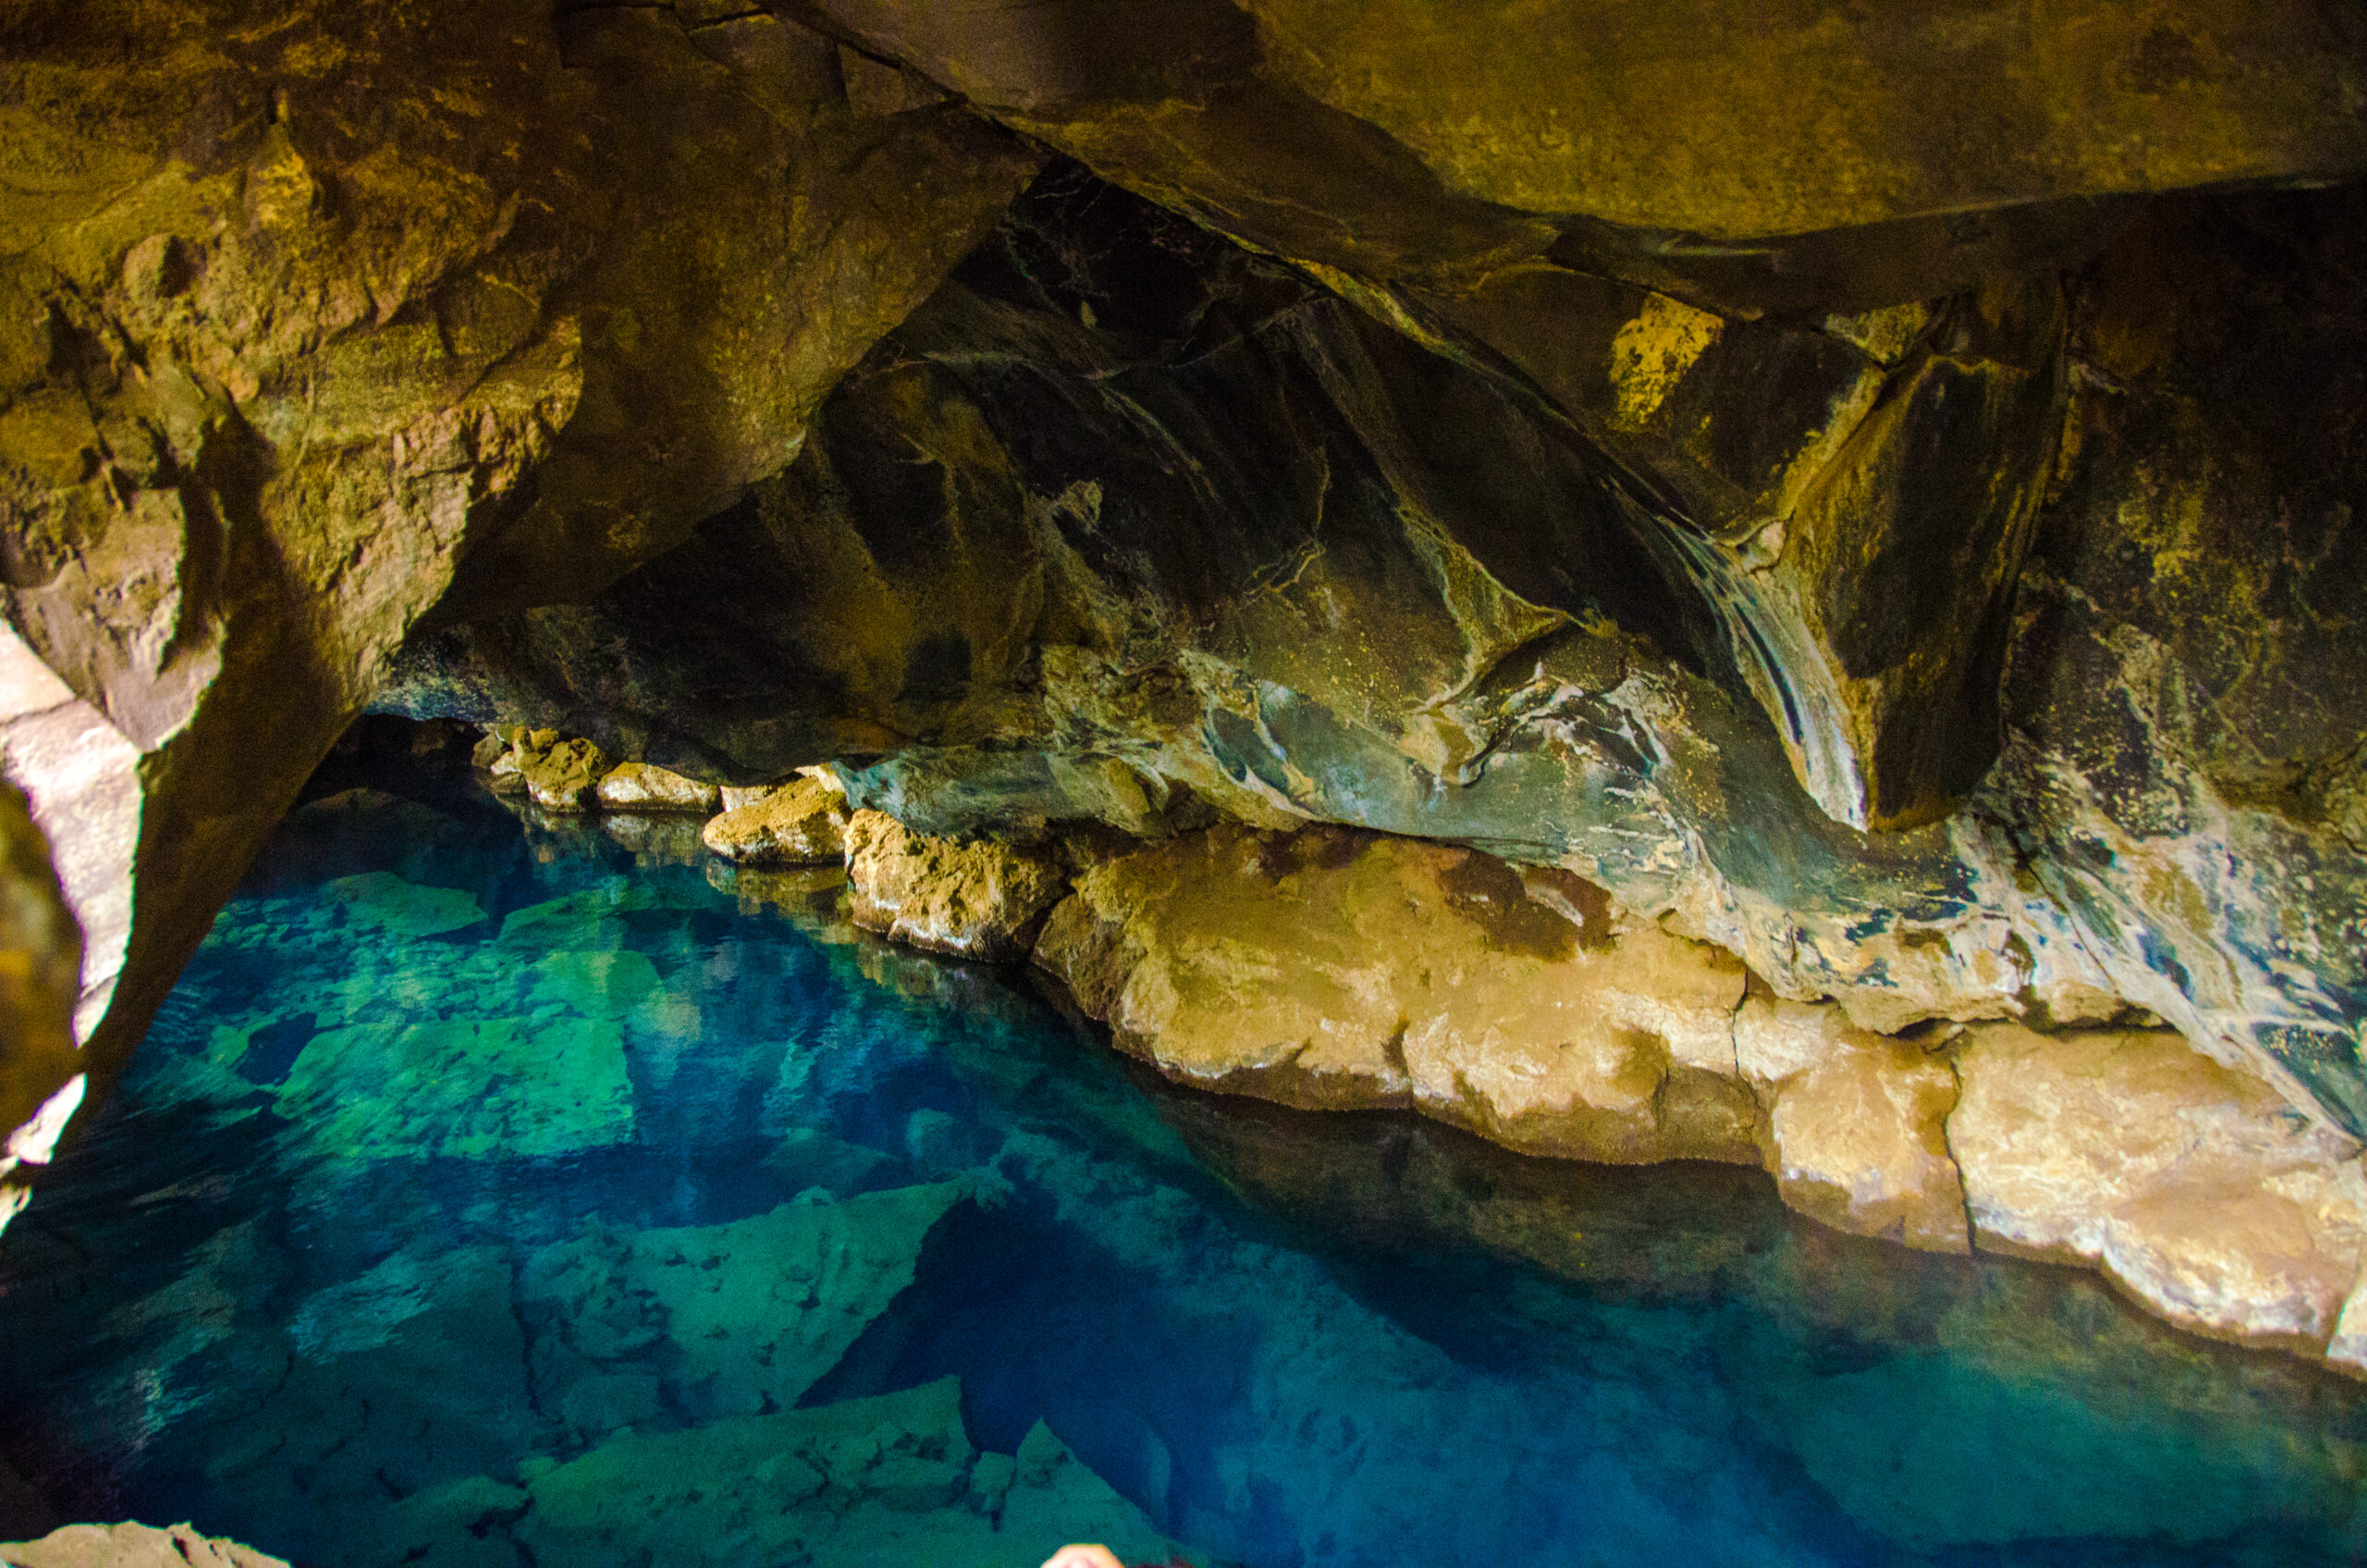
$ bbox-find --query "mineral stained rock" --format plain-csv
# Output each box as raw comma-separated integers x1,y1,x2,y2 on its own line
0,769,81,1235
0,1523,288,1568
517,736,609,815
845,811,1069,963
699,776,849,864
385,169,2367,1151
594,762,722,815
0,0,1038,1118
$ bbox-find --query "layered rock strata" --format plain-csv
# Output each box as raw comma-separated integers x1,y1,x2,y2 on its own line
1029,820,2367,1373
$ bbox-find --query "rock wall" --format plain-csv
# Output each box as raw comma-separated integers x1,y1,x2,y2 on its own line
0,0,1038,1139
383,165,2367,1146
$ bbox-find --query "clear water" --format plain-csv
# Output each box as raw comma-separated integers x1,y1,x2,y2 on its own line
3,763,2364,1568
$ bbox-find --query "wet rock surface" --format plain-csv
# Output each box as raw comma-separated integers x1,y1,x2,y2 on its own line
0,0,1037,1100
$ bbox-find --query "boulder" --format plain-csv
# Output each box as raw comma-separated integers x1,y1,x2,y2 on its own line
0,1523,288,1568
1950,1023,2367,1356
844,812,1067,962
595,762,721,815
516,735,609,815
699,778,848,864
1735,997,1968,1254
1035,824,1760,1161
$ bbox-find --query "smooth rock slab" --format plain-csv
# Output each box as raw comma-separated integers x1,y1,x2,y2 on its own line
845,811,1068,962
0,1524,288,1568
1735,996,1968,1254
1036,824,1758,1162
1951,1023,2367,1356
700,776,847,864
595,762,721,815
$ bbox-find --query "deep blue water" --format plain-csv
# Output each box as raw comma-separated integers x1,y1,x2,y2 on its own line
3,764,2364,1568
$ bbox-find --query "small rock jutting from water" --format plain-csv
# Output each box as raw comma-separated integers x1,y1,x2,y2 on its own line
0,1522,289,1568
845,811,1069,962
700,776,850,864
595,763,722,815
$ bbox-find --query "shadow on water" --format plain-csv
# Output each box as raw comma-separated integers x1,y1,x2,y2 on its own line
0,747,2361,1568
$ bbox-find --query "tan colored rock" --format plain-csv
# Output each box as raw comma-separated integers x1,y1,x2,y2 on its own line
845,811,1067,962
701,778,849,865
470,729,509,771
717,784,779,814
1735,997,1968,1254
595,762,721,815
1,1522,288,1568
1036,826,1757,1160
1950,1023,2367,1354
516,735,608,815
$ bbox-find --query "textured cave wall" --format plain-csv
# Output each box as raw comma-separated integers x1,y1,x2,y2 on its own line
383,165,2367,1139
0,0,1039,1131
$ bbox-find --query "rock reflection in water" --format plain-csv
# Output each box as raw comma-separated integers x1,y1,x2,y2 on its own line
1147,1085,2367,1554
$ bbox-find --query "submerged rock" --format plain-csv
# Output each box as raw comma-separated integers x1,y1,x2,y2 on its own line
0,1523,288,1568
699,776,848,864
521,1184,966,1434
846,812,1068,962
595,762,720,815
514,1377,1181,1568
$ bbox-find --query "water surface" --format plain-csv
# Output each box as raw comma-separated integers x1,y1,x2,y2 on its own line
2,763,2362,1567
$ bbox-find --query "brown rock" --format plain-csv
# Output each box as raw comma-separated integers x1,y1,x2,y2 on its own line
1035,825,1757,1159
595,762,722,815
700,778,849,864
0,0,1037,1114
470,729,509,771
517,735,608,815
1735,997,1968,1254
1949,1023,2367,1354
0,1522,288,1568
845,811,1067,962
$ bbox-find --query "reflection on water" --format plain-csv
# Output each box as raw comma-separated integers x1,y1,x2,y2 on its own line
1,762,2361,1568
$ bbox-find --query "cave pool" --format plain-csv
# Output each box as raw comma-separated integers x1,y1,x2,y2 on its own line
3,757,2364,1568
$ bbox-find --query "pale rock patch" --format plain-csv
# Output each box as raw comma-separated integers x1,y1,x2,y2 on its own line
1950,1023,2367,1355
845,812,1067,962
1,1522,288,1568
1735,996,1968,1253
701,777,850,865
1034,824,1757,1159
595,761,721,815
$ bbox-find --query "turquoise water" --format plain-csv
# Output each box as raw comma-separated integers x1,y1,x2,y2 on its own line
3,763,2365,1567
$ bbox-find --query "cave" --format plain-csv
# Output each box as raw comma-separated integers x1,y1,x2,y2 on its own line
3,3,2366,1564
